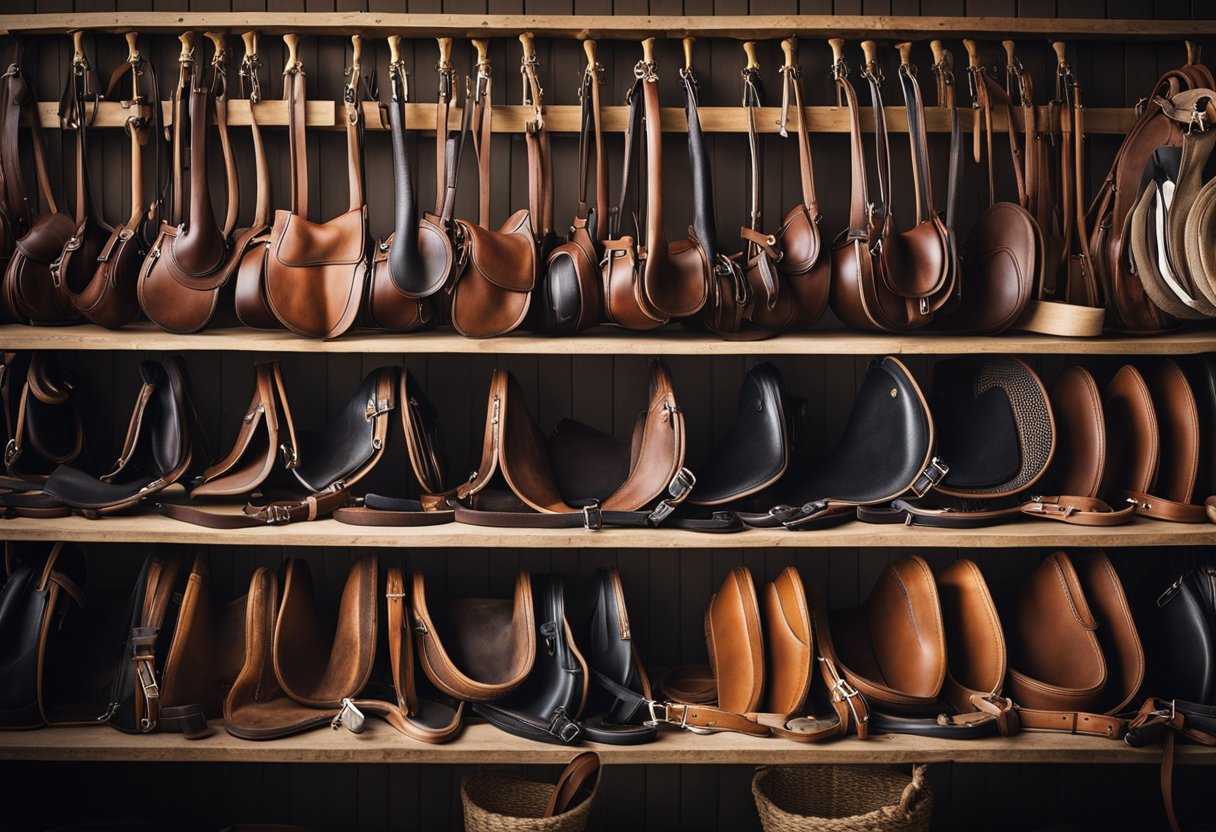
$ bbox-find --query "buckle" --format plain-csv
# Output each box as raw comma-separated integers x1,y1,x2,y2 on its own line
648,469,696,525
135,659,160,702
280,443,298,470
365,397,392,420
331,698,366,734
549,707,581,743
781,500,830,529
265,504,293,524
582,501,602,531
910,457,949,497
4,438,20,465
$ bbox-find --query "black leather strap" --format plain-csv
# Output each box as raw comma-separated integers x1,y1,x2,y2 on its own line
682,67,720,268
473,702,583,745
608,78,643,240
453,503,742,533
332,494,454,526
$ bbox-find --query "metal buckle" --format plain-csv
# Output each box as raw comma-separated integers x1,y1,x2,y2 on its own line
633,60,658,83
136,659,160,702
648,469,696,525
1157,575,1185,608
280,443,298,470
781,500,830,529
366,397,392,420
266,504,292,524
331,698,366,734
910,457,949,497
4,438,20,465
582,501,602,531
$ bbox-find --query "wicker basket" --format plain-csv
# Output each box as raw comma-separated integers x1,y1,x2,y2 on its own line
752,764,933,832
461,772,596,832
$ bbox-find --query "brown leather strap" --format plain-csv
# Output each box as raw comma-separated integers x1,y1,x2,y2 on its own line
471,57,492,228
157,486,352,528
1016,706,1127,738
343,45,365,213
434,54,455,217
332,495,454,526
1020,494,1137,526
544,752,600,818
284,64,307,217
210,40,239,237
1121,489,1210,523
779,60,818,214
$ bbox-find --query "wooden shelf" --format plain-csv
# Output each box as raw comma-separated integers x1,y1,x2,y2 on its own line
0,720,1211,765
3,13,1214,40
5,324,1215,356
2,513,1211,549
33,100,1138,136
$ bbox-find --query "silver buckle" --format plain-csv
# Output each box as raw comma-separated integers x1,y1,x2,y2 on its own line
280,443,298,469
4,438,20,465
648,469,696,525
331,698,366,734
781,500,830,529
910,457,949,497
266,504,292,524
582,501,602,531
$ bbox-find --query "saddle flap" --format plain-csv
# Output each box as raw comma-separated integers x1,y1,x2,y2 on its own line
1070,551,1144,715
944,202,1036,334
495,371,569,513
273,556,377,709
762,567,812,717
936,559,1006,707
1005,552,1106,712
1041,366,1106,498
548,420,631,505
691,362,790,506
292,367,394,494
1144,359,1200,504
459,211,537,293
387,217,453,299
660,234,711,318
776,202,822,277
13,212,75,262
1100,365,1159,501
705,567,764,715
411,571,535,702
400,369,447,495
935,358,1055,498
601,360,685,511
789,357,934,506
829,556,946,712
271,208,367,268
879,216,950,299
192,363,284,498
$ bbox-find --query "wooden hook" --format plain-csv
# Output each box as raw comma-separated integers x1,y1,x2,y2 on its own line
1002,39,1017,67
641,37,655,65
781,37,797,70
1052,40,1068,67
179,31,195,60
520,32,535,61
896,41,913,66
683,36,695,71
388,35,401,65
71,30,85,63
743,41,758,70
1186,40,1200,66
583,39,597,70
963,38,981,70
861,40,878,71
241,31,257,59
828,37,845,64
205,31,225,59
351,34,362,68
472,38,490,66
437,37,452,65
125,31,140,61
283,34,299,70
930,39,945,67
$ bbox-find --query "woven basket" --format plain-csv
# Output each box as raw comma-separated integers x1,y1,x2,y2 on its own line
752,765,933,832
461,772,596,832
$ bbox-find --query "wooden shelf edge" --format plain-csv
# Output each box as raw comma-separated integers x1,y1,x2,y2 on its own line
4,325,1215,356
3,13,1215,40
1,515,1212,549
1,721,1211,765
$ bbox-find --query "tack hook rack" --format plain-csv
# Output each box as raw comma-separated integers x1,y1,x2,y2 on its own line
2,12,1216,39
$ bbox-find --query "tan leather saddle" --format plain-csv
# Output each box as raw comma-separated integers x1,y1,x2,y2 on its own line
449,36,553,338
136,33,243,334
451,360,726,531
1005,551,1144,738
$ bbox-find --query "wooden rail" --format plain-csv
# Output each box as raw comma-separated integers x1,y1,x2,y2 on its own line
35,100,1139,135
2,13,1215,40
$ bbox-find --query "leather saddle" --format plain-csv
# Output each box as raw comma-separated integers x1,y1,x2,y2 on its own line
1100,360,1214,523
1151,554,1216,707
452,361,724,531
658,566,870,742
366,37,449,332
0,352,85,482
41,356,201,515
830,556,1015,738
860,357,1055,527
690,362,805,507
741,356,944,529
137,34,243,334
473,573,589,745
225,556,463,743
1004,550,1144,738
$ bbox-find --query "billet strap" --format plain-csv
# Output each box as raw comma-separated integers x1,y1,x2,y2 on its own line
342,43,366,213
932,52,962,232
284,62,307,217
109,43,154,230
681,64,719,266
1056,55,1100,307
1126,698,1216,832
588,55,607,235
167,44,192,226
778,53,819,214
573,67,595,225
157,485,353,528
743,66,763,235
332,494,454,526
4,51,60,224
520,43,552,237
437,73,472,227
1016,706,1127,739
474,702,583,745
210,37,239,237
861,62,892,231
898,60,934,225
471,55,492,228
59,37,101,229
607,78,643,240
240,48,270,229
835,57,870,237
1021,494,1137,525
433,51,456,216
452,498,743,533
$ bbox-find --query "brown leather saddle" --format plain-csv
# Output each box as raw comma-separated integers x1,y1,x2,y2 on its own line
449,37,553,338
225,556,463,743
830,556,1015,738
452,361,733,531
657,566,869,742
1005,551,1144,738
137,33,243,334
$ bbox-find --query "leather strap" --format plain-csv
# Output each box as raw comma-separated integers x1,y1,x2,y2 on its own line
544,752,600,818
284,63,307,217
470,57,492,228
1020,494,1137,525
1016,706,1127,738
452,501,741,533
778,59,818,214
210,41,239,238
433,54,455,217
332,494,454,526
1121,489,1211,523
2,45,59,231
1126,698,1216,832
608,78,644,241
157,486,352,528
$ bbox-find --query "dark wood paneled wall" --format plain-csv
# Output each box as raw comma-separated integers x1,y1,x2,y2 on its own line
2,1,1214,831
